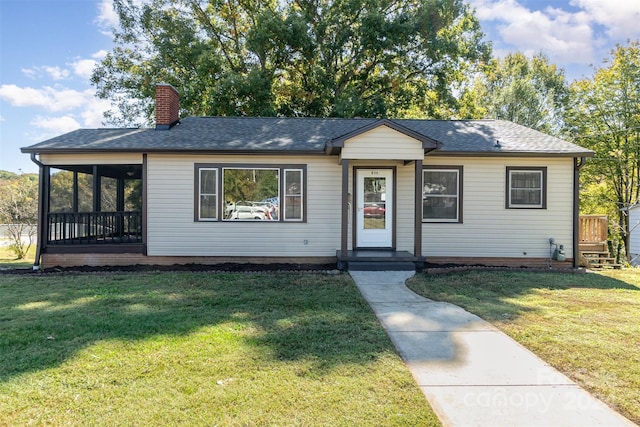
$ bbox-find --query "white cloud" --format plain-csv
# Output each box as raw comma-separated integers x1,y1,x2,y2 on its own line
0,85,49,108
470,0,595,64
572,0,640,40
0,84,98,113
92,49,109,59
471,0,640,70
30,115,81,134
21,68,37,79
70,59,98,80
96,0,118,30
80,97,112,128
43,66,70,81
20,66,71,81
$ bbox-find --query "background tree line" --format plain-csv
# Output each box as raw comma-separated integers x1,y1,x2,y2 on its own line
3,0,639,262
0,172,38,259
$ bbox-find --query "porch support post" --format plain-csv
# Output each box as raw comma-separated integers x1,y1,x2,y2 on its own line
142,154,148,254
116,177,125,236
72,171,79,212
116,178,125,211
341,159,349,257
34,165,50,268
573,157,586,269
92,165,101,212
414,159,423,257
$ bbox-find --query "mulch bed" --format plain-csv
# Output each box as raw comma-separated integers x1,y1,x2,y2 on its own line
0,263,341,275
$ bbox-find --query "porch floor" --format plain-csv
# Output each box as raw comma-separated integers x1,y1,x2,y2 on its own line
337,250,425,271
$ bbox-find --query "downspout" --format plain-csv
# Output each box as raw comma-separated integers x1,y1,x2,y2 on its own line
30,153,46,270
573,157,587,269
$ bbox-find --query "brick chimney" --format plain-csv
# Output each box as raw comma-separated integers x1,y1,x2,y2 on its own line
155,83,180,130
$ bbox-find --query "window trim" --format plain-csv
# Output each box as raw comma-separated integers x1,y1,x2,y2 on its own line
196,167,218,221
283,168,304,222
422,165,463,223
194,163,307,223
506,167,547,209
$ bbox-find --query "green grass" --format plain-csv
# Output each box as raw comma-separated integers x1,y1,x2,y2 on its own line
0,271,440,426
0,244,35,269
406,269,640,425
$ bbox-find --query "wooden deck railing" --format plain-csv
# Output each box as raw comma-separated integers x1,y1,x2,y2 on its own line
579,215,608,244
47,211,142,245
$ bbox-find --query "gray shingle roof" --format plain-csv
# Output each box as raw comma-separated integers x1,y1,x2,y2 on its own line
21,116,593,156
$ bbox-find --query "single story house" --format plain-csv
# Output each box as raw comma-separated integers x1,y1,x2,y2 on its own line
22,84,594,270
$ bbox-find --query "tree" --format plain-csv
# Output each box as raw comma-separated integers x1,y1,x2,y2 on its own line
92,0,491,125
0,174,38,260
566,41,640,261
461,52,569,134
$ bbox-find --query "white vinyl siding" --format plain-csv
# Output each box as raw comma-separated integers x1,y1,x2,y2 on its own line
422,157,575,259
629,207,640,265
395,163,416,252
146,154,341,257
341,126,424,161
146,153,574,261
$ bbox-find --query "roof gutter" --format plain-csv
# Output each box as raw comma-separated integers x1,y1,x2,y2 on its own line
573,157,588,269
30,154,46,270
427,151,595,158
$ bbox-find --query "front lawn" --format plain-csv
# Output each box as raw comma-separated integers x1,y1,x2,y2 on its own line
0,271,440,426
406,269,640,425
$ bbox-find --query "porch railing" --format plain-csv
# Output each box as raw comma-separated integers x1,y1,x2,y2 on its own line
579,215,608,244
47,211,142,245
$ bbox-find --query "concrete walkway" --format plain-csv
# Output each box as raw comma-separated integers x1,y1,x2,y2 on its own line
349,270,636,427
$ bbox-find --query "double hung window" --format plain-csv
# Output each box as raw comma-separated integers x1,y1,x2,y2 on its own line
507,167,546,209
422,166,462,223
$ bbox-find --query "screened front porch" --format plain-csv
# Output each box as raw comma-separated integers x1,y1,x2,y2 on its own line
42,164,143,252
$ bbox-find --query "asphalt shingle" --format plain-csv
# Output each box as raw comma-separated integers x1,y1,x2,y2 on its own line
21,116,593,156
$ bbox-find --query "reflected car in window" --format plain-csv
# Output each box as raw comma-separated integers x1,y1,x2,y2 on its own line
225,201,275,220
364,203,386,218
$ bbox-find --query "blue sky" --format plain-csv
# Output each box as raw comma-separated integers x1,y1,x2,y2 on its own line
1,0,640,174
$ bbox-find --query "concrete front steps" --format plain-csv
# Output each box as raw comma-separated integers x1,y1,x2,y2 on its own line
337,250,424,271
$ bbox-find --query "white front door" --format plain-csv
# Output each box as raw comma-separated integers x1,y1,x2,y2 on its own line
356,169,393,248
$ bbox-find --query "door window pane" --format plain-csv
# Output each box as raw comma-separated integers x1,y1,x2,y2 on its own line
364,177,386,229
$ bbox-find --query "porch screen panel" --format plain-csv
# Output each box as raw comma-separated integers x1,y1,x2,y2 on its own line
199,168,218,220
101,176,118,211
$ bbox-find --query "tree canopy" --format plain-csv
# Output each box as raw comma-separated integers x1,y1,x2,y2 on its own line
566,41,640,259
461,52,569,134
92,0,491,125
0,173,38,259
